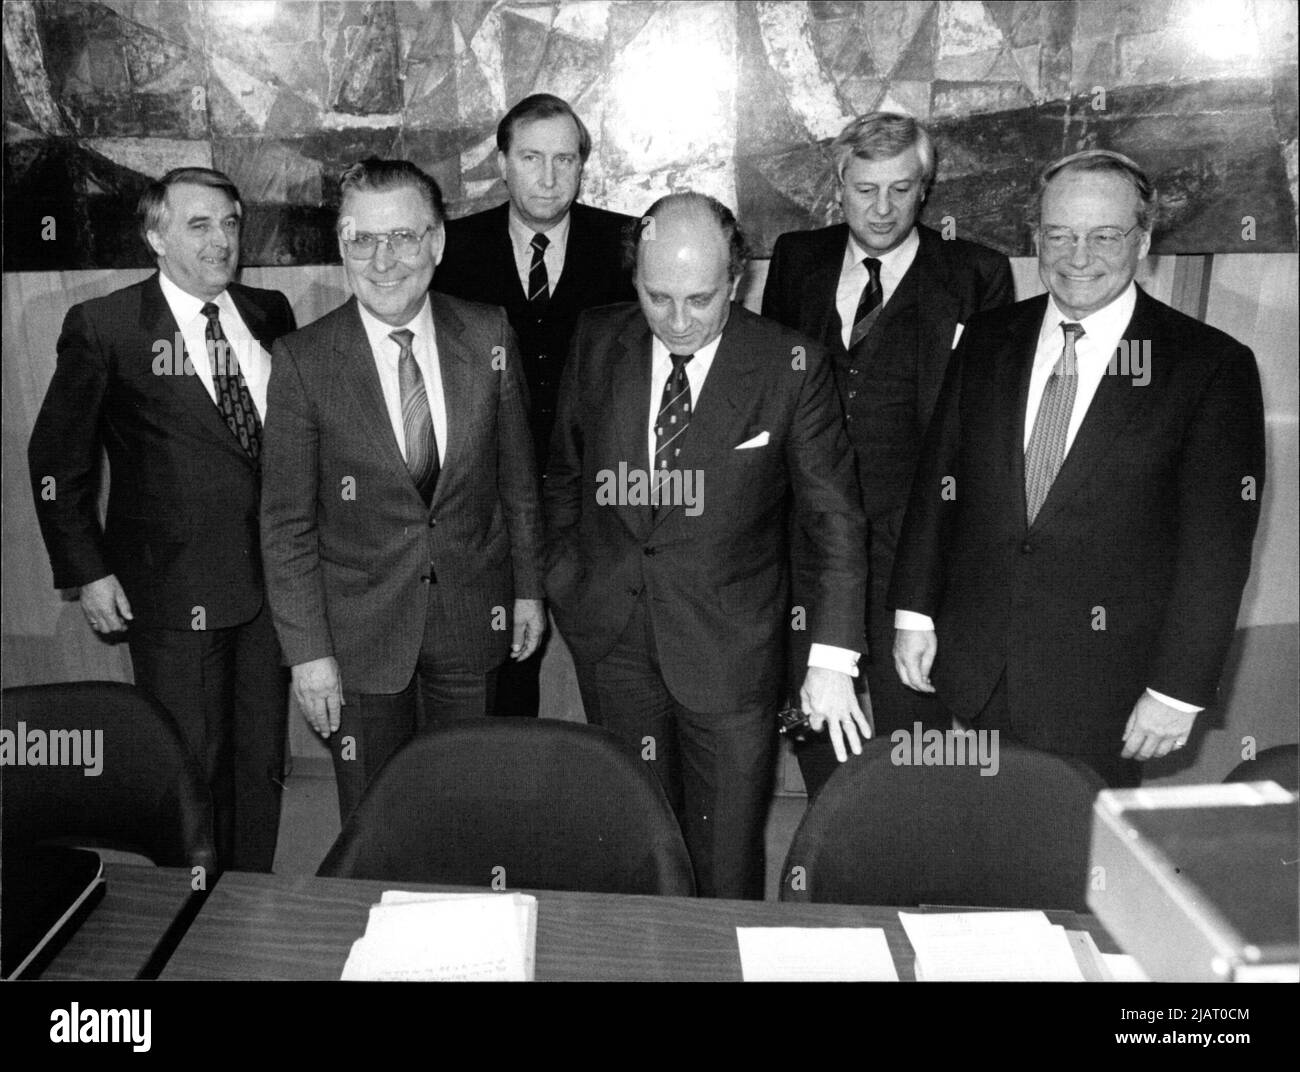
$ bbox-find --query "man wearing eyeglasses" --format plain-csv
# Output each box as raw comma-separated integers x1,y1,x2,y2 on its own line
260,159,544,822
889,150,1265,787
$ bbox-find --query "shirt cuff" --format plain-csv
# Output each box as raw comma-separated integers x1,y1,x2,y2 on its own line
807,643,860,677
1145,688,1203,714
894,610,935,631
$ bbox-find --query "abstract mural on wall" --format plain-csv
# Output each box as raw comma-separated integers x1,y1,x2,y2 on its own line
3,0,1296,269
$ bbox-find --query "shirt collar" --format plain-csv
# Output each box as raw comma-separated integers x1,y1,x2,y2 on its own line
158,269,230,324
1040,281,1138,350
843,225,920,275
651,324,726,369
508,206,571,255
356,295,435,364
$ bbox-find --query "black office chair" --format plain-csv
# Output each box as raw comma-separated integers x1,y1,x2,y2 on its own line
1223,744,1299,791
1,682,217,873
318,718,696,896
780,737,1104,910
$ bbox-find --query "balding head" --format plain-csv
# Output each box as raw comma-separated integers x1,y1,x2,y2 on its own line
630,193,746,354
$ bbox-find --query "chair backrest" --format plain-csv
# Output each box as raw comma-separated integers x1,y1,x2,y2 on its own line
318,718,695,896
780,737,1104,910
1223,744,1298,791
2,682,216,872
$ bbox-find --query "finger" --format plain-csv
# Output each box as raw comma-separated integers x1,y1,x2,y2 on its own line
1120,732,1140,759
325,691,342,734
918,642,936,681
1135,734,1161,762
827,718,848,763
115,588,134,620
846,693,872,739
839,715,864,756
510,619,525,654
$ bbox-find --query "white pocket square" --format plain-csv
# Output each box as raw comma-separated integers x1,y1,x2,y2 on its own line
735,431,770,450
952,322,965,348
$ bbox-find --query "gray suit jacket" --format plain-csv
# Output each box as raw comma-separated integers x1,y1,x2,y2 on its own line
261,292,543,693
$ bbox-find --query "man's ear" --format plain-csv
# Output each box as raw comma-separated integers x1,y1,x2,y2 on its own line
145,229,166,258
496,150,508,182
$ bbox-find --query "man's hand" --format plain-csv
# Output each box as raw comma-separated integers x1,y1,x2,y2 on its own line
510,598,546,661
894,628,937,693
800,666,872,763
1121,692,1197,761
292,657,344,738
79,575,133,634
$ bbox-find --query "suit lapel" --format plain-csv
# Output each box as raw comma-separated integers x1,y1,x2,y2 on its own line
990,297,1048,530
809,225,849,353
1029,288,1160,532
139,273,249,464
335,300,420,499
427,293,474,511
609,315,654,540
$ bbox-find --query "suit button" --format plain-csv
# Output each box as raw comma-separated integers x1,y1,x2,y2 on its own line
1020,541,1032,554
538,353,547,361
643,546,656,556
627,585,642,597
428,517,437,527
849,368,859,375
848,389,857,399
421,575,432,584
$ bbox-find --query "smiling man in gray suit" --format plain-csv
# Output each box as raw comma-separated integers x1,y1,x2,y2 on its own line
260,159,545,821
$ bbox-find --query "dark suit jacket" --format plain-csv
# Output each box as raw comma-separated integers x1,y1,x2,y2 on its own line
432,201,637,460
260,292,544,694
543,302,868,713
28,273,296,630
762,222,1014,516
888,286,1266,752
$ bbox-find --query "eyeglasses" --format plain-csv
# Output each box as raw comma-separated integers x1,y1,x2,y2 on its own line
1038,224,1143,256
340,226,435,260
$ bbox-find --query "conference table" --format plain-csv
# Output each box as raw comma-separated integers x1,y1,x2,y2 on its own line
139,869,1117,982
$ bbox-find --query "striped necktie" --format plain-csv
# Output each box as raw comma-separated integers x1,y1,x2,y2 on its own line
848,257,882,349
528,232,550,308
389,329,440,503
1024,322,1084,525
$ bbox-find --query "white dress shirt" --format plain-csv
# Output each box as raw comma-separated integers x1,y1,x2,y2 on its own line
894,282,1198,712
158,270,270,419
647,332,860,678
508,208,571,298
356,296,447,467
834,227,920,350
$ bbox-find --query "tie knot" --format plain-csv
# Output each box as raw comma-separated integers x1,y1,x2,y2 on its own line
201,302,220,322
1061,321,1084,342
863,257,881,278
389,328,415,353
531,232,549,253
669,352,694,372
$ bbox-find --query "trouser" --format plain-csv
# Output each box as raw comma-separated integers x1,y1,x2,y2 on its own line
575,597,777,900
128,601,287,872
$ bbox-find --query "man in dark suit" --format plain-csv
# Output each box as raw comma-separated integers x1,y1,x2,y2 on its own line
28,166,296,872
545,193,869,898
260,159,544,823
762,113,1014,799
433,93,637,719
890,150,1265,788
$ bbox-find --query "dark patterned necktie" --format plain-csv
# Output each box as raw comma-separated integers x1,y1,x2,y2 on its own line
528,232,550,308
389,329,440,503
202,302,261,460
1024,322,1084,524
848,257,883,349
653,352,694,512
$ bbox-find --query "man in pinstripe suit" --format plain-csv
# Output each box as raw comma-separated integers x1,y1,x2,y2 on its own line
260,160,545,822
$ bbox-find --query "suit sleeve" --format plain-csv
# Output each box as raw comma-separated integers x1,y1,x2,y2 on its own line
787,340,868,651
494,310,544,599
541,312,587,582
760,235,794,327
888,331,968,617
1146,342,1265,705
259,336,334,667
28,302,113,589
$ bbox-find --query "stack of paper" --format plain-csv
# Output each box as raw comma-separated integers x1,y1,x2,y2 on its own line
899,911,1085,981
736,927,899,981
341,890,538,981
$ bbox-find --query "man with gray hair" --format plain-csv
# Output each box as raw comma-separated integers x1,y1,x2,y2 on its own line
261,158,544,822
545,192,868,898
763,112,1014,798
890,150,1265,787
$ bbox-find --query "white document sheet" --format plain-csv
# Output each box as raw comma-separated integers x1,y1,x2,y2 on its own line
900,910,1085,981
736,927,899,982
